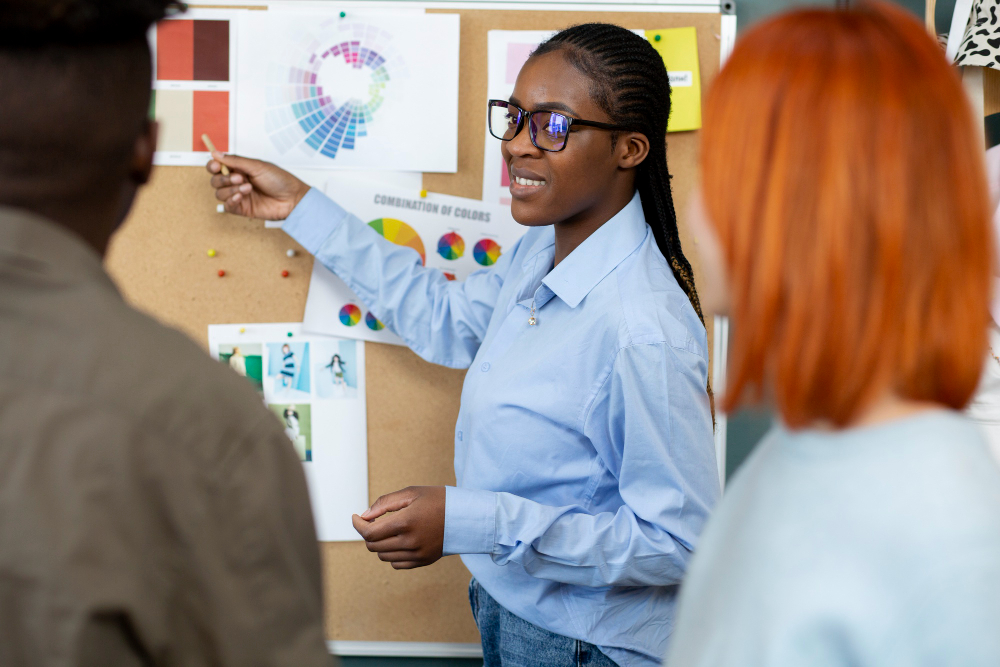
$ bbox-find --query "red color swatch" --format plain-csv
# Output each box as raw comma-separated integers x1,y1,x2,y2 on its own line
157,20,194,80
157,20,229,82
194,21,230,81
193,91,229,151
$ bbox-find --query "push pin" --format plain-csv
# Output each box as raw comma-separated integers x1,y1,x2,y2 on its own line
339,10,346,18
654,34,661,42
207,248,217,257
287,331,293,338
286,249,296,258
239,327,246,334
217,269,226,277
281,270,290,278
420,189,428,198
216,204,225,213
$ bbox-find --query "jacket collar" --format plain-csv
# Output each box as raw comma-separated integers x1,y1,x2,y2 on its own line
0,205,111,286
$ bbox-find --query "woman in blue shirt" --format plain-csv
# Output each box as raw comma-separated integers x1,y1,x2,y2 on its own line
208,24,718,667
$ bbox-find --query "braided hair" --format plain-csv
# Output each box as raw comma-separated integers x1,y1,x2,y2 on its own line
531,24,706,329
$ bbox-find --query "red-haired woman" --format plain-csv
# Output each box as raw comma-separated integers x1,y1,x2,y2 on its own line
668,3,1000,664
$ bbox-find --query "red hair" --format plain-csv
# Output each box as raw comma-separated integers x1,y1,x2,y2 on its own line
702,1,994,428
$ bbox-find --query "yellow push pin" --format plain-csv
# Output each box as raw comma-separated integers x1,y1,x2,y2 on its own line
239,327,246,334
207,249,217,258
420,189,428,198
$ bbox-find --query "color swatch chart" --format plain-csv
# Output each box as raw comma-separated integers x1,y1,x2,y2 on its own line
263,20,407,161
302,179,524,347
151,10,236,165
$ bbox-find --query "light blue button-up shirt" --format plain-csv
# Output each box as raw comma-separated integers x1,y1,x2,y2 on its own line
284,189,720,666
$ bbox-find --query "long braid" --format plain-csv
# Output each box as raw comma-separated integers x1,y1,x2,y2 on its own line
532,24,707,328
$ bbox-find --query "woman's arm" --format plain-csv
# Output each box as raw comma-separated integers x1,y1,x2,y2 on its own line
208,154,516,368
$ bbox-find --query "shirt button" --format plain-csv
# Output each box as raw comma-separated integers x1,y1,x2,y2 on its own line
457,431,463,441
481,362,490,372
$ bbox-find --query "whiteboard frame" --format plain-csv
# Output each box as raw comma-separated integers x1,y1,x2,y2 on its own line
188,0,736,656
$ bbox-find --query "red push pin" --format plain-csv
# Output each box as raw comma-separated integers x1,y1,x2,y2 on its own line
217,269,226,277
281,269,290,278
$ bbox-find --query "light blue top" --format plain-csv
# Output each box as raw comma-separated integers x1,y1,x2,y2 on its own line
284,188,719,666
667,411,1000,667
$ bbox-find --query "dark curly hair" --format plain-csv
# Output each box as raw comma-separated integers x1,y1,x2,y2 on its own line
0,0,182,46
0,0,183,202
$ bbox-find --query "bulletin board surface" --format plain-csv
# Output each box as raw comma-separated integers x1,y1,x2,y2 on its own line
105,5,722,647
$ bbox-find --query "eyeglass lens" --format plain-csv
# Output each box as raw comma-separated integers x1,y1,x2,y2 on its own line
489,102,570,152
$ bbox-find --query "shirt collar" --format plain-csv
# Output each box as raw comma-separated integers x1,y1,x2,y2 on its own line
0,205,111,286
538,191,648,309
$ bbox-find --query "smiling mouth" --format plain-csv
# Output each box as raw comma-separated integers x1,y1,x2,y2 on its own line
513,175,546,186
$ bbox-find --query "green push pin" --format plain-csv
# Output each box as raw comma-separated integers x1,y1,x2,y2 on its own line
654,34,661,42
339,11,346,18
287,331,293,338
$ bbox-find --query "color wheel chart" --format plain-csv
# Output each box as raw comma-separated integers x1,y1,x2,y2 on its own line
263,20,409,161
339,304,362,327
474,239,502,266
437,232,465,260
368,218,426,265
151,11,235,165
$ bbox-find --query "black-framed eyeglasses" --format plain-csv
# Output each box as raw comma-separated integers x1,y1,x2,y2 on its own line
487,99,630,152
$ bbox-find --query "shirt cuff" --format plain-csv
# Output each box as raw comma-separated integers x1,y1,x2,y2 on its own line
443,486,497,556
281,187,350,256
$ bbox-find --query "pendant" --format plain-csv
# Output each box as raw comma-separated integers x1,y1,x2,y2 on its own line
528,316,536,326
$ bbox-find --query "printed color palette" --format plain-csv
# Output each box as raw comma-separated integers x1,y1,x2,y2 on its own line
474,239,502,266
368,218,426,265
339,304,362,327
364,312,384,331
157,20,230,81
437,232,465,260
264,22,399,160
153,90,229,152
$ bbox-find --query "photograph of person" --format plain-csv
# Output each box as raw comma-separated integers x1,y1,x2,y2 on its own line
266,342,311,400
217,343,264,393
312,340,358,399
269,403,312,462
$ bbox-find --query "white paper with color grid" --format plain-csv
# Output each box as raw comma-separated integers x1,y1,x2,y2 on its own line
302,178,526,345
235,11,459,172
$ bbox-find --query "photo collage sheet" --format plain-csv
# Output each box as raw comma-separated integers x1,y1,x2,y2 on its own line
208,324,369,543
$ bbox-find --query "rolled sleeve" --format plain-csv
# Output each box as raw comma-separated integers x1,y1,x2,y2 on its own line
281,187,349,254
443,486,497,556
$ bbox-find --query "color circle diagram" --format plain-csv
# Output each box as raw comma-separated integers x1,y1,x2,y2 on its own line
368,218,426,265
263,21,408,160
437,232,465,260
474,239,502,266
339,304,362,326
365,312,384,331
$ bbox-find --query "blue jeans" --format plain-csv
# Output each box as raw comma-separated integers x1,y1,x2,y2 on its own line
469,579,619,667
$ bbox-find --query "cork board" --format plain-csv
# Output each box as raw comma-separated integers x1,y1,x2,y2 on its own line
104,6,722,647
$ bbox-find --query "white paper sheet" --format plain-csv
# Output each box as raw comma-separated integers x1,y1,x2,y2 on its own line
208,323,368,542
151,8,239,167
235,11,459,172
301,176,526,345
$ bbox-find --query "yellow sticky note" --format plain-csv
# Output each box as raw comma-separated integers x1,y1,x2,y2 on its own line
645,27,702,133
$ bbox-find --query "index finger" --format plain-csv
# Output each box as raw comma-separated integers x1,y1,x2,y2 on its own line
358,511,409,543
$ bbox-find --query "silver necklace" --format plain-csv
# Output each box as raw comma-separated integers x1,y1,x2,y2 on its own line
528,300,537,326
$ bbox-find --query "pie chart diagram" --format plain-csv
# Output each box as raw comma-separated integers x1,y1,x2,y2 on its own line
368,217,426,265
